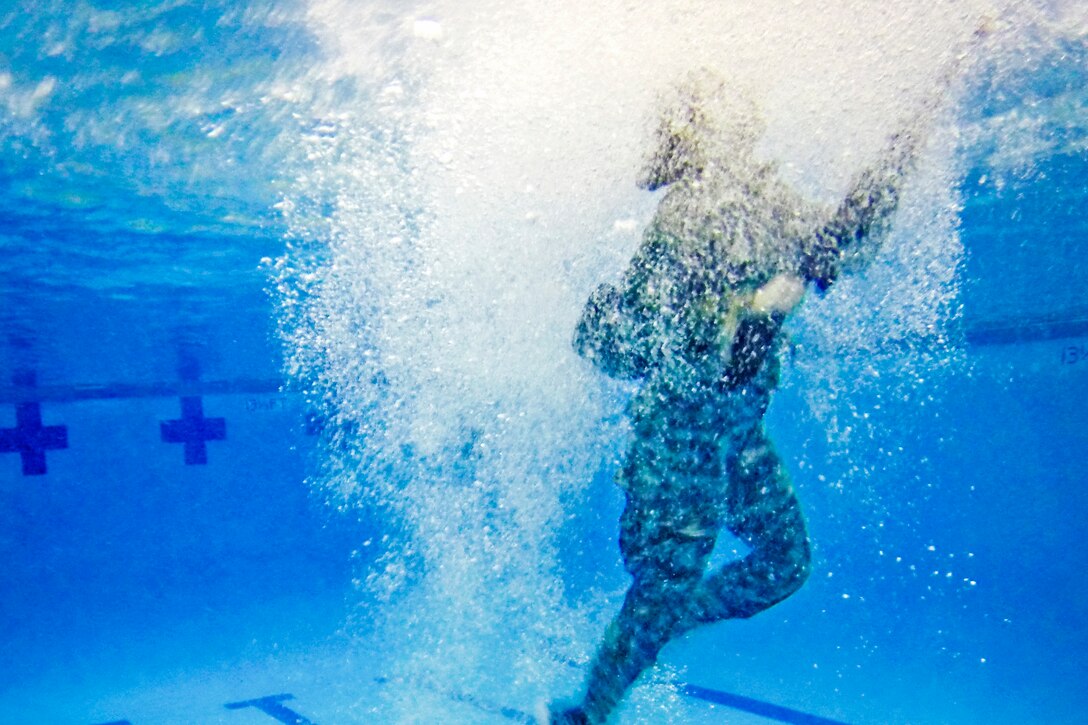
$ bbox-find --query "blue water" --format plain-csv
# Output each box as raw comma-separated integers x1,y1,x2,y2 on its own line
1,3,1086,724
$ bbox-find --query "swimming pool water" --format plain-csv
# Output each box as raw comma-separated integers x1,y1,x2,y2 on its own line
1,2,1086,723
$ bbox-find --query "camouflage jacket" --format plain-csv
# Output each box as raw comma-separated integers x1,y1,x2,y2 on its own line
574,129,917,404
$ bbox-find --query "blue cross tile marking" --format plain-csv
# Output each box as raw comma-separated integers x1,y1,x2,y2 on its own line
224,693,316,724
1,371,69,476
0,401,69,476
160,396,226,465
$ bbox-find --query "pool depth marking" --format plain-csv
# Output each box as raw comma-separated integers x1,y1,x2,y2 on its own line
224,693,316,724
0,370,68,476
160,396,226,465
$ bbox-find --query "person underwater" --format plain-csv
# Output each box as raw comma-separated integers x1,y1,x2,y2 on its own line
546,64,959,725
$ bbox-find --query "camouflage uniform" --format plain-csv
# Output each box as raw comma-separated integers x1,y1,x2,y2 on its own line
558,108,918,723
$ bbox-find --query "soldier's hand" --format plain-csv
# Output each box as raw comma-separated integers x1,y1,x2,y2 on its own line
752,274,805,315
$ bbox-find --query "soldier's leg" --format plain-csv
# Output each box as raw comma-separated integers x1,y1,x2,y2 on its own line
691,426,811,624
561,491,715,724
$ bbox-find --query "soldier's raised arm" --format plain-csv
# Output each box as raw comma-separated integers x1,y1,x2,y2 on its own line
801,28,987,291
800,113,925,292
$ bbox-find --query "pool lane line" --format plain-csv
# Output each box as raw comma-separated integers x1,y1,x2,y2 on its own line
374,676,536,723
0,378,285,404
374,671,849,725
681,683,851,725
965,316,1088,346
5,307,1088,407
94,681,848,725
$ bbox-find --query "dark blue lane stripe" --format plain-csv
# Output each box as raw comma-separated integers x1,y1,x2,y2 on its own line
0,378,284,404
681,683,850,725
966,316,1088,346
374,676,535,723
374,667,846,725
427,686,535,722
4,310,1088,406
91,684,847,725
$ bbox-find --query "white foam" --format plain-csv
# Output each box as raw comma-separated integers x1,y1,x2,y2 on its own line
273,0,1085,718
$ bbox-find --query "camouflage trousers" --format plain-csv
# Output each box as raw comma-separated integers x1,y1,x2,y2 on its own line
578,383,812,723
